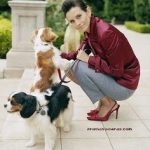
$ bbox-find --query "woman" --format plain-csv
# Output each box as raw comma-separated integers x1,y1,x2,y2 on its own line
60,0,140,121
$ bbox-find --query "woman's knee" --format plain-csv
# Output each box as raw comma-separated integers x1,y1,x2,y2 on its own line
72,61,89,77
65,70,79,84
111,89,135,101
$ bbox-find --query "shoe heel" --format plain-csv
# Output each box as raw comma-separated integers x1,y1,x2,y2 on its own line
115,105,120,119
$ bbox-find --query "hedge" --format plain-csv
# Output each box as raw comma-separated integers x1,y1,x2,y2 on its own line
85,0,104,17
53,32,64,50
134,0,150,24
104,0,135,23
125,21,150,33
0,17,12,58
0,0,10,19
0,0,8,7
46,3,66,32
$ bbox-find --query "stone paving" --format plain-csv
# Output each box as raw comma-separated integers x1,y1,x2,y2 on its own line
0,25,150,150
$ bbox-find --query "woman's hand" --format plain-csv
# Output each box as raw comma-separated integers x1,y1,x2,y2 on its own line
77,50,89,63
60,52,68,59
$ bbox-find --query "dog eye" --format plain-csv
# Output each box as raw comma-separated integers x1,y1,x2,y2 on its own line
10,100,17,106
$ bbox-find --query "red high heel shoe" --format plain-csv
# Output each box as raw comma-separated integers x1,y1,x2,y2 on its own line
87,102,120,121
87,109,99,116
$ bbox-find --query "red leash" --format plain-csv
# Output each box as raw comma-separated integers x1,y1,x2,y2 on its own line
57,59,80,85
57,69,70,83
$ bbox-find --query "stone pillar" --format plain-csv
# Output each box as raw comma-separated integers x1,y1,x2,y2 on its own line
5,0,47,78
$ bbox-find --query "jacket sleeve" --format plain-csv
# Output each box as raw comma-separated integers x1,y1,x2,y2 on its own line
60,35,88,60
60,51,78,60
88,30,124,77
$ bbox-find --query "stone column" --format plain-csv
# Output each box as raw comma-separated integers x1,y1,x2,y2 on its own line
5,0,47,78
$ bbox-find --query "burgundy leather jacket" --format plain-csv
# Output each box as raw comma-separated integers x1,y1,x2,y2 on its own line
61,16,140,90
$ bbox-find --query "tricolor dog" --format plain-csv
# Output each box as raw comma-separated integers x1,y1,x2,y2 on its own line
4,83,73,150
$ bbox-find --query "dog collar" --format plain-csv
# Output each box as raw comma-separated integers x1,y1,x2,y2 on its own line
36,101,48,115
34,43,54,52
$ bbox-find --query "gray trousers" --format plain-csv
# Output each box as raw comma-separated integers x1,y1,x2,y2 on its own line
71,61,134,104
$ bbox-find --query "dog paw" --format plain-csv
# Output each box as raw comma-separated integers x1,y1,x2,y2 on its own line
62,60,74,70
26,141,36,147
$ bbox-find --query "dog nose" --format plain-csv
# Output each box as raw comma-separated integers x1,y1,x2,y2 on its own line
4,104,7,108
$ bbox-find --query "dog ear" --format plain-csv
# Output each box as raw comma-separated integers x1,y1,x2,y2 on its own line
42,27,58,42
20,95,37,118
31,29,38,43
47,96,60,123
13,92,27,105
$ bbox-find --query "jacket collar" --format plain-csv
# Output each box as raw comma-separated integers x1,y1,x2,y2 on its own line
85,15,97,40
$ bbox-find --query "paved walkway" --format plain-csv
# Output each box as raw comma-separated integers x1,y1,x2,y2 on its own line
0,26,150,150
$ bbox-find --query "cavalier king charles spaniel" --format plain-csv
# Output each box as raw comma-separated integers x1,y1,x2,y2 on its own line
31,27,73,92
4,83,73,150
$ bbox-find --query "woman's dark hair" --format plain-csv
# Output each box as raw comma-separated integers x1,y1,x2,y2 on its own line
61,0,88,16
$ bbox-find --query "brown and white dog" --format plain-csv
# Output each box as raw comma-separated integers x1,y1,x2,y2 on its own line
31,27,73,92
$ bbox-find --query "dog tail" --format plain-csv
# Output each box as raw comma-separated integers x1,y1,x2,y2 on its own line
50,83,71,93
51,83,60,91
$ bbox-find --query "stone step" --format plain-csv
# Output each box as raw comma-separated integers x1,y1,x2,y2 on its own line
0,59,6,78
139,69,150,88
0,59,25,79
4,67,24,79
17,68,34,92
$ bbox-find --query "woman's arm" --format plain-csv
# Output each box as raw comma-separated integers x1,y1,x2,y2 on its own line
88,30,125,78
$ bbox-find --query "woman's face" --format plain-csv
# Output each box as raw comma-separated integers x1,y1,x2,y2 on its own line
66,6,91,32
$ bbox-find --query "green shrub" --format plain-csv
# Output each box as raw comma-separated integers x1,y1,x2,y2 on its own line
134,0,150,24
54,32,64,49
0,0,10,19
85,0,105,17
0,11,11,20
0,18,12,58
104,0,135,24
125,21,150,33
0,15,3,20
0,0,8,7
46,3,66,33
